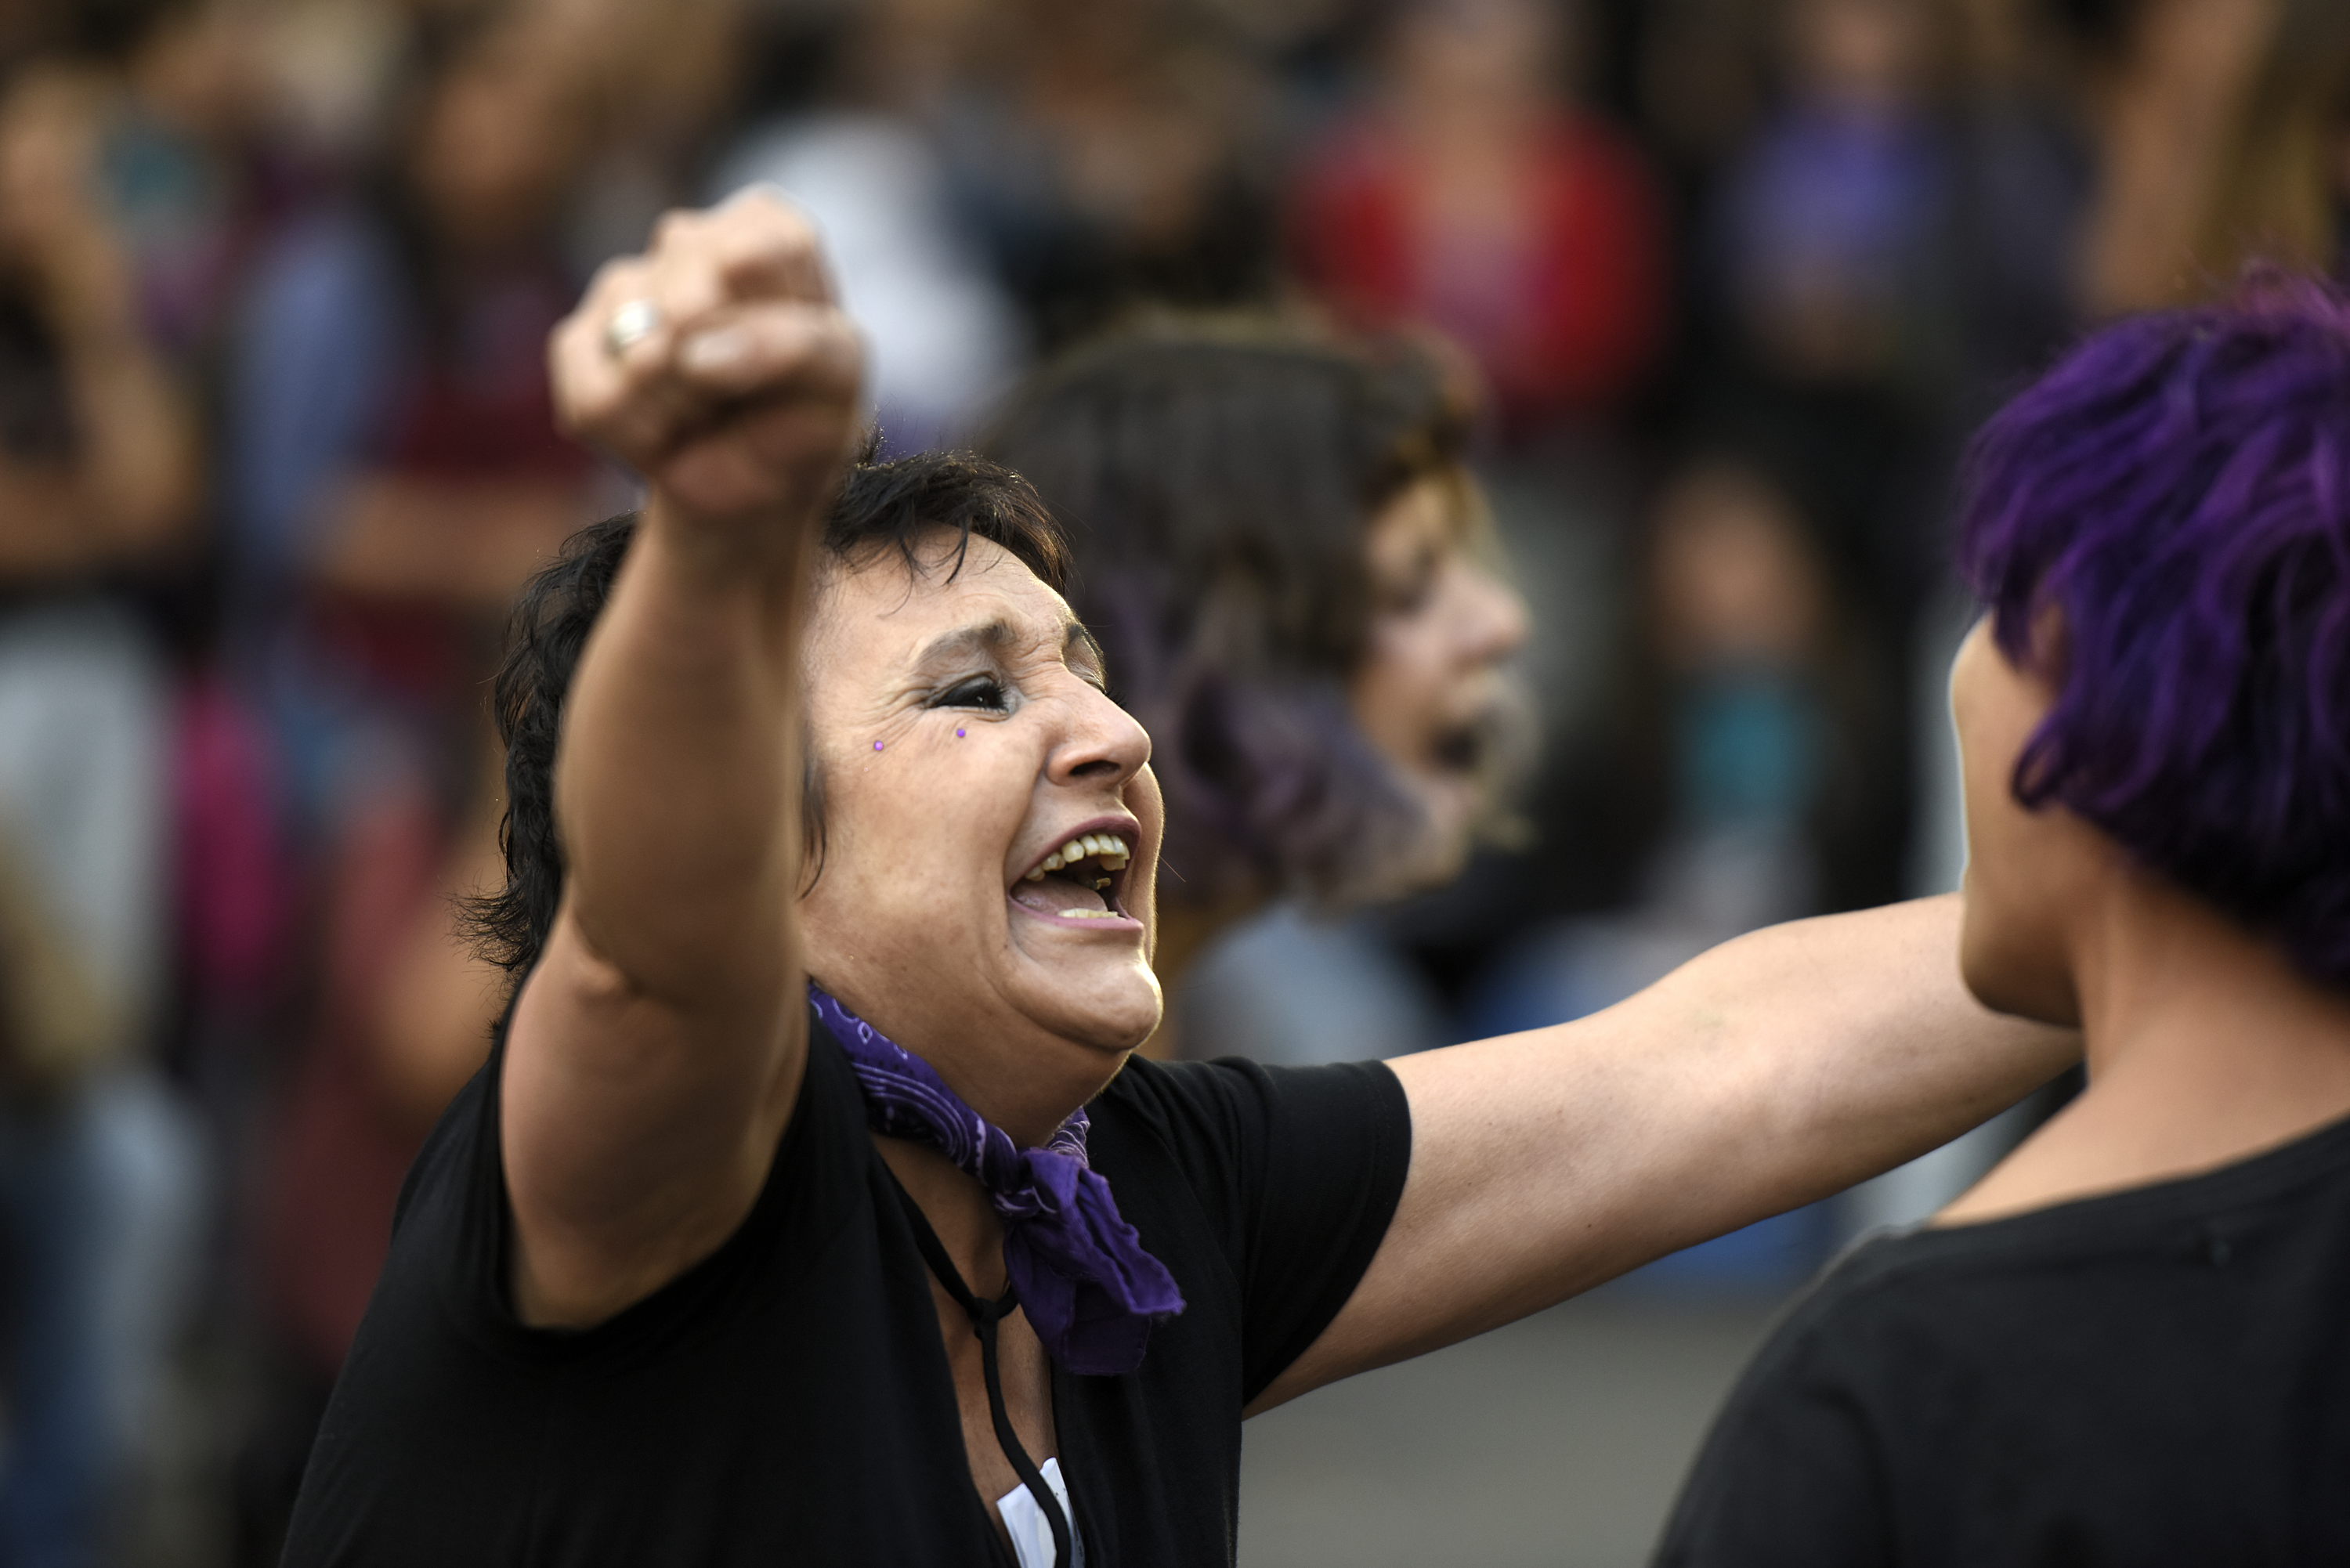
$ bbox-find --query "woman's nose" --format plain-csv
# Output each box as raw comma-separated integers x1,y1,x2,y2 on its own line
1459,565,1531,666
1051,685,1152,786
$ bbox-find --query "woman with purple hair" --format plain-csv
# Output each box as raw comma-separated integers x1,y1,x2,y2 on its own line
1657,273,2350,1564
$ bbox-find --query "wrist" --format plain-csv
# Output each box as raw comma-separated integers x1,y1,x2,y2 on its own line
638,490,822,585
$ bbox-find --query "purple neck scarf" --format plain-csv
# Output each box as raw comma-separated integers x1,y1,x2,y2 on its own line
808,985,1185,1376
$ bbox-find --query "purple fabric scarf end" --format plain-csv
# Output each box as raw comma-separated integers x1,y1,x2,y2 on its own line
809,985,1185,1376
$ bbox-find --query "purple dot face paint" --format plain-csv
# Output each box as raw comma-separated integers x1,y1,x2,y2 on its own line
956,728,967,739
873,740,884,752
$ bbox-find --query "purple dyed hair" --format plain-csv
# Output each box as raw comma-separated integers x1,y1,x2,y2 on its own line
1958,269,2350,988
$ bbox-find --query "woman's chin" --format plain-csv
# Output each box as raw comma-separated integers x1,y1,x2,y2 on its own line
1379,768,1480,894
1017,963,1165,1057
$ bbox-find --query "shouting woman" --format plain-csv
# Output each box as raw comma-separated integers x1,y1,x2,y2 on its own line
281,193,2071,1567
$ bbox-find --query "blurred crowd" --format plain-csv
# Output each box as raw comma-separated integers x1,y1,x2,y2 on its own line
1,0,2346,1562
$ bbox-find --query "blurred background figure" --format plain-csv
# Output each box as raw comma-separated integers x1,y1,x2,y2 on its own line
218,7,603,1558
0,47,203,1568
1714,0,1961,392
1484,460,1858,1025
942,0,1278,352
983,320,1530,1064
2074,0,2350,316
709,0,1021,454
1290,0,1668,439
1470,456,1878,1289
0,0,2345,1562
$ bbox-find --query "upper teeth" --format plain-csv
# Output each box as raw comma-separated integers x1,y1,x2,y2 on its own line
1023,833,1133,881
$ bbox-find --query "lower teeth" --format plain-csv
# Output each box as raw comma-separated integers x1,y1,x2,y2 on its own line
1058,909,1118,919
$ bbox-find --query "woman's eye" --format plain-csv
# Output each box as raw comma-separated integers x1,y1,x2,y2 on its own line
1379,570,1438,618
1376,548,1444,618
938,676,1010,710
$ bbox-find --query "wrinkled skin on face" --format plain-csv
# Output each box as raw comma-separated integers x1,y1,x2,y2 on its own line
1348,475,1531,888
797,533,1166,1131
1952,617,2118,1027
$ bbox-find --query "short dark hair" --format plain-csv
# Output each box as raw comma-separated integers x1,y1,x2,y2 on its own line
981,316,1475,908
1958,268,2350,988
466,448,1070,980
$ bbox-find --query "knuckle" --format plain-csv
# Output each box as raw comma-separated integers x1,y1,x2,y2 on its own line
734,182,790,216
735,182,802,225
588,256,640,295
735,199,813,255
763,199,814,240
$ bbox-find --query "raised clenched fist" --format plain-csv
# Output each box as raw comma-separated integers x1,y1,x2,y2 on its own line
550,189,865,541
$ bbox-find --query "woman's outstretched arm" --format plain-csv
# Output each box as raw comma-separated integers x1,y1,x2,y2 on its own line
501,193,864,1328
1255,894,2077,1409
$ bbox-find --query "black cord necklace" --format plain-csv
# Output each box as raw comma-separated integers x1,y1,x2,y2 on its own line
891,1179,1077,1567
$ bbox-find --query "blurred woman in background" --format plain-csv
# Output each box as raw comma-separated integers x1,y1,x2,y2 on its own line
983,319,1529,1058
1487,459,1884,1025
222,8,600,1553
0,56,201,1568
944,0,1278,352
1289,0,1668,440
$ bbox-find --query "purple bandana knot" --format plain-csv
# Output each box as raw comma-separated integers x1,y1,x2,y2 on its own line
809,985,1185,1375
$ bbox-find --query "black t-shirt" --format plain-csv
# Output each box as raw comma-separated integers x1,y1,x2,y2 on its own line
283,1017,1411,1566
1656,1111,2350,1567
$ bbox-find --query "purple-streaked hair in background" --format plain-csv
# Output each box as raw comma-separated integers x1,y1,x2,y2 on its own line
983,316,1531,912
1958,267,2350,988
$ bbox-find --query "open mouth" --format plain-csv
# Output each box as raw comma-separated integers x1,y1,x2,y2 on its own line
1428,688,1531,784
1430,721,1488,775
1010,829,1134,923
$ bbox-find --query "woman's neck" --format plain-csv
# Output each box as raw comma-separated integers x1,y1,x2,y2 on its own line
1940,879,2350,1226
877,1134,1007,1293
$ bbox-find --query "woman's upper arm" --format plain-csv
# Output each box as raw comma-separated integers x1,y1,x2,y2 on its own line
498,912,808,1327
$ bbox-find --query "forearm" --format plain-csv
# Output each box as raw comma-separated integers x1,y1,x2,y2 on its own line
500,190,860,1325
1515,898,2074,1290
1607,896,2077,1228
504,504,814,1321
0,464,101,579
1291,897,2076,1393
65,334,197,550
551,498,811,1013
0,331,193,580
2080,1,2277,315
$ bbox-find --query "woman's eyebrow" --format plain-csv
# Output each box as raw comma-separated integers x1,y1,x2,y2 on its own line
909,619,1018,671
903,616,1106,687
